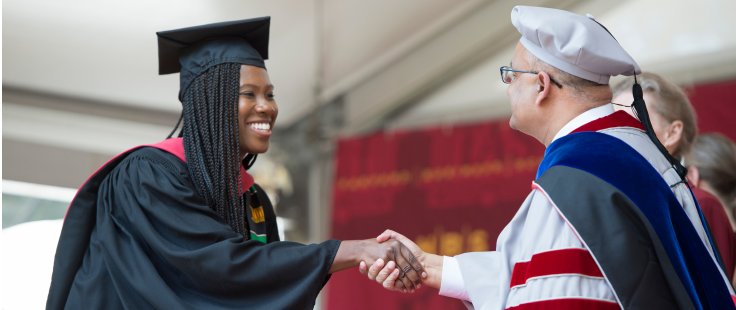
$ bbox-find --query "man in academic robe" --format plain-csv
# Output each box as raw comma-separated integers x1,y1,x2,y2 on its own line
362,6,736,310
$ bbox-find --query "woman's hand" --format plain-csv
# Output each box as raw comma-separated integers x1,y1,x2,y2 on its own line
377,230,426,270
356,238,425,292
329,238,426,292
359,230,443,292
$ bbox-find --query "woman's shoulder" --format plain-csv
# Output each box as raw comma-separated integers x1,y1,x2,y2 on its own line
102,147,202,208
120,146,189,175
101,146,192,191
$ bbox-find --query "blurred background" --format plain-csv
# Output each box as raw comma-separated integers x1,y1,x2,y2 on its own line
3,0,736,309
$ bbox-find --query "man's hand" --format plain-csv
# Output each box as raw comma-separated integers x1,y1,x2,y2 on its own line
359,229,442,292
359,230,427,293
378,230,426,268
354,238,425,292
361,258,407,292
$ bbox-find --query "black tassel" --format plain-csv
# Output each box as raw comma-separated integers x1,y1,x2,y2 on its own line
630,78,688,181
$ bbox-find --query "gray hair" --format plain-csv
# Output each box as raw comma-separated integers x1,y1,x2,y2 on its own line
612,72,697,158
685,133,736,214
526,51,609,104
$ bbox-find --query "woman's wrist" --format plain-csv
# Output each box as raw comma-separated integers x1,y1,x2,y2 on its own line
329,240,362,274
351,239,373,264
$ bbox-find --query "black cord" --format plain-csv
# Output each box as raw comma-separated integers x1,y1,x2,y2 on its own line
630,75,688,181
611,103,631,107
167,112,184,139
669,179,687,189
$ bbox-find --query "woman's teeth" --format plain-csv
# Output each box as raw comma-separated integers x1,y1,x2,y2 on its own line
249,123,271,133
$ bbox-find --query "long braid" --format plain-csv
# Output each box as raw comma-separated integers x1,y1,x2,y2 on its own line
201,66,221,216
181,62,246,236
185,77,214,202
226,65,246,234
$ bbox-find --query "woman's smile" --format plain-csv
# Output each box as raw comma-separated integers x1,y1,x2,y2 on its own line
247,121,272,137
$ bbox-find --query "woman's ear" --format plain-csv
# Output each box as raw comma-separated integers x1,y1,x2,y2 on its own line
687,165,700,187
535,71,552,107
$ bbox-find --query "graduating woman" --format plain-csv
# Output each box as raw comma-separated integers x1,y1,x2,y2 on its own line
47,17,424,310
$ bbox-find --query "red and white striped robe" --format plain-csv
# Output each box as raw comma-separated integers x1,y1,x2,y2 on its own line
438,104,735,310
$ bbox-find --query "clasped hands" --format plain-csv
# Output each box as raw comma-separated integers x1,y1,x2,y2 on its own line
358,230,441,293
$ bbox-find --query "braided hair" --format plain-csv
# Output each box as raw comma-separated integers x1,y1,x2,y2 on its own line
168,62,249,236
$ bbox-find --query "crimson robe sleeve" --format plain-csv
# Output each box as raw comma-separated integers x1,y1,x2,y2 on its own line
693,187,736,279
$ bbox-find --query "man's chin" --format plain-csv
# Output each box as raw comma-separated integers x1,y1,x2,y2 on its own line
509,116,533,137
509,116,519,130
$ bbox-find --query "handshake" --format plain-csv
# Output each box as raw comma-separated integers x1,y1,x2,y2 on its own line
355,230,442,293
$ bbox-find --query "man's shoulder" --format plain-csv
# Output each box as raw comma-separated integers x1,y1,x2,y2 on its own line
537,131,672,211
540,131,651,179
599,127,673,175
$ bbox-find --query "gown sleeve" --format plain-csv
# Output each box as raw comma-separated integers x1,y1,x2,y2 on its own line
91,149,340,309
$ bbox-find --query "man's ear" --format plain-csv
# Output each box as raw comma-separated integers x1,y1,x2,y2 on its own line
687,165,700,187
535,72,552,107
665,120,683,147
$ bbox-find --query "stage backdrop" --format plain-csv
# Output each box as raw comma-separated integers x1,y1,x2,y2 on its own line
687,79,736,142
326,118,545,310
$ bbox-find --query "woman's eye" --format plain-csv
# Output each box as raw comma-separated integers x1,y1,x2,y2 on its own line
240,92,254,97
267,93,275,99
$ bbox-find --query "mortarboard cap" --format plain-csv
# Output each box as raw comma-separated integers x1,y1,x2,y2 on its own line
157,17,271,102
511,6,640,84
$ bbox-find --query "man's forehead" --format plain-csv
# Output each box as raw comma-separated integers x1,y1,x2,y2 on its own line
510,43,528,68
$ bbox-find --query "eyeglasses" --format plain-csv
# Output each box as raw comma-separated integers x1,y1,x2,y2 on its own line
500,66,563,88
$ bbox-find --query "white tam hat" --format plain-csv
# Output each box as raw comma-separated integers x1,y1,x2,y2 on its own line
511,6,641,85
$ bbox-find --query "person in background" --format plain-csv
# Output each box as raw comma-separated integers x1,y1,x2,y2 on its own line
611,72,695,159
685,133,736,230
686,134,736,285
612,73,736,280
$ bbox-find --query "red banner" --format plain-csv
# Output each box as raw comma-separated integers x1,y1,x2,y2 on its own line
327,118,545,310
688,79,736,142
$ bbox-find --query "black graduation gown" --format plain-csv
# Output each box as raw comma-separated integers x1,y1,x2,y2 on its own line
47,146,340,310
